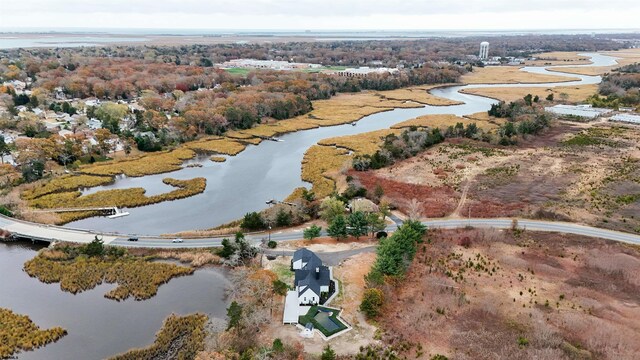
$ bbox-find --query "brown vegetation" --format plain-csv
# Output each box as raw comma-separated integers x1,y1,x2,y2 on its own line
24,247,195,301
378,228,640,359
461,84,599,103
28,177,206,223
461,66,579,84
109,313,207,360
0,308,67,359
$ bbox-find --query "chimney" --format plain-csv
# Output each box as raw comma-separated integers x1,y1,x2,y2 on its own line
316,267,320,279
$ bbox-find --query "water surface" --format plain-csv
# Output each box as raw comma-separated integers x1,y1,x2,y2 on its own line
0,241,229,360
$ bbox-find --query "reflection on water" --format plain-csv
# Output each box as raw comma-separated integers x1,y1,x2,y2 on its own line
66,53,618,235
0,241,229,359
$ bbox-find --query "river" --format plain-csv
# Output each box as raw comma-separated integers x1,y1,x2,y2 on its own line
0,241,230,359
0,53,619,359
66,53,618,235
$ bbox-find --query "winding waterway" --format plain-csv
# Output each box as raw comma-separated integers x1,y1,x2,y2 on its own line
65,53,618,236
0,53,620,359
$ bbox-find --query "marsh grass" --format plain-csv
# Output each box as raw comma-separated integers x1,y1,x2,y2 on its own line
0,308,67,359
24,248,194,301
28,177,206,223
109,313,207,360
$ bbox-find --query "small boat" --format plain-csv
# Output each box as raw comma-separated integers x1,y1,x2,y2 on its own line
351,122,357,126
271,137,284,142
108,207,130,219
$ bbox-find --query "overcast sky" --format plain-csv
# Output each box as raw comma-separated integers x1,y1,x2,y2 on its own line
1,0,639,31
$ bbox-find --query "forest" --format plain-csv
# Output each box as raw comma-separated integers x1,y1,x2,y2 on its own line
0,34,623,68
591,62,640,108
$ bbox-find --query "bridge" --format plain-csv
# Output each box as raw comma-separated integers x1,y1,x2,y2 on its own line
28,207,120,214
2,214,640,249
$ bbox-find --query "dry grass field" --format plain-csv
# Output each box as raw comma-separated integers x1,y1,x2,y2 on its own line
545,49,640,76
460,84,599,103
601,48,640,67
379,85,463,106
526,51,593,66
547,66,613,76
392,114,503,131
379,228,640,359
461,67,580,84
318,129,397,154
354,121,640,234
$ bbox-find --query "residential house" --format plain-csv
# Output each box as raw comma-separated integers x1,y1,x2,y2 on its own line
348,197,379,214
292,248,332,305
283,248,335,324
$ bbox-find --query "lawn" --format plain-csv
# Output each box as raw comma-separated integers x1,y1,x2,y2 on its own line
223,68,252,76
271,262,295,284
298,306,348,337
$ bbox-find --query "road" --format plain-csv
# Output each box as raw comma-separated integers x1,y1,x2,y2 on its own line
2,214,640,249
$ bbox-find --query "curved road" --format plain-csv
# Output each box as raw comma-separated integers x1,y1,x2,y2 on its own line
2,53,633,249
2,214,640,248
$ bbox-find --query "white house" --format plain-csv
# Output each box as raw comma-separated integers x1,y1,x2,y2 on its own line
283,248,334,324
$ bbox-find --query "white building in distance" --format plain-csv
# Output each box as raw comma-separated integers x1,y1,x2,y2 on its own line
338,67,399,77
479,42,490,60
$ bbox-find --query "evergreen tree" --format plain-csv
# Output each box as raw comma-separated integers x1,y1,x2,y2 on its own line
347,211,368,239
327,215,348,240
226,301,243,330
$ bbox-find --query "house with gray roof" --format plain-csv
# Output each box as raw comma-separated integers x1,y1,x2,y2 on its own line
292,248,331,305
283,248,335,324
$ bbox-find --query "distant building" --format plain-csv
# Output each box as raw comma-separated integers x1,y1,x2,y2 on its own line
220,59,322,71
611,113,640,125
545,104,613,119
479,41,490,60
338,67,399,77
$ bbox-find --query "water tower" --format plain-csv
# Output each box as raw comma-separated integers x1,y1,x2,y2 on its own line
479,41,490,60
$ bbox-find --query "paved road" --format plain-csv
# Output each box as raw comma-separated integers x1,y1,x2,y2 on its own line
262,246,377,266
2,215,640,248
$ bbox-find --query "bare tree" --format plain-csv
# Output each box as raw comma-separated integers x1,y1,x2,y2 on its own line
407,198,423,220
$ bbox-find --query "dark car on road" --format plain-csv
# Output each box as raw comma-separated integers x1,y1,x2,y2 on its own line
127,237,138,242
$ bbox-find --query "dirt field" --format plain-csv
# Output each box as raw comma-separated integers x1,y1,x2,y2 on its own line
379,228,640,360
460,84,598,103
352,121,640,234
461,67,579,84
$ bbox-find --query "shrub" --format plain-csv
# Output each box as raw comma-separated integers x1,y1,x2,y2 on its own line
275,208,292,227
459,236,472,248
360,288,385,319
517,336,529,347
321,345,336,360
272,338,284,353
303,224,322,241
241,212,266,230
372,220,426,277
431,355,449,360
226,301,243,330
0,205,13,217
267,240,277,249
272,279,289,296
